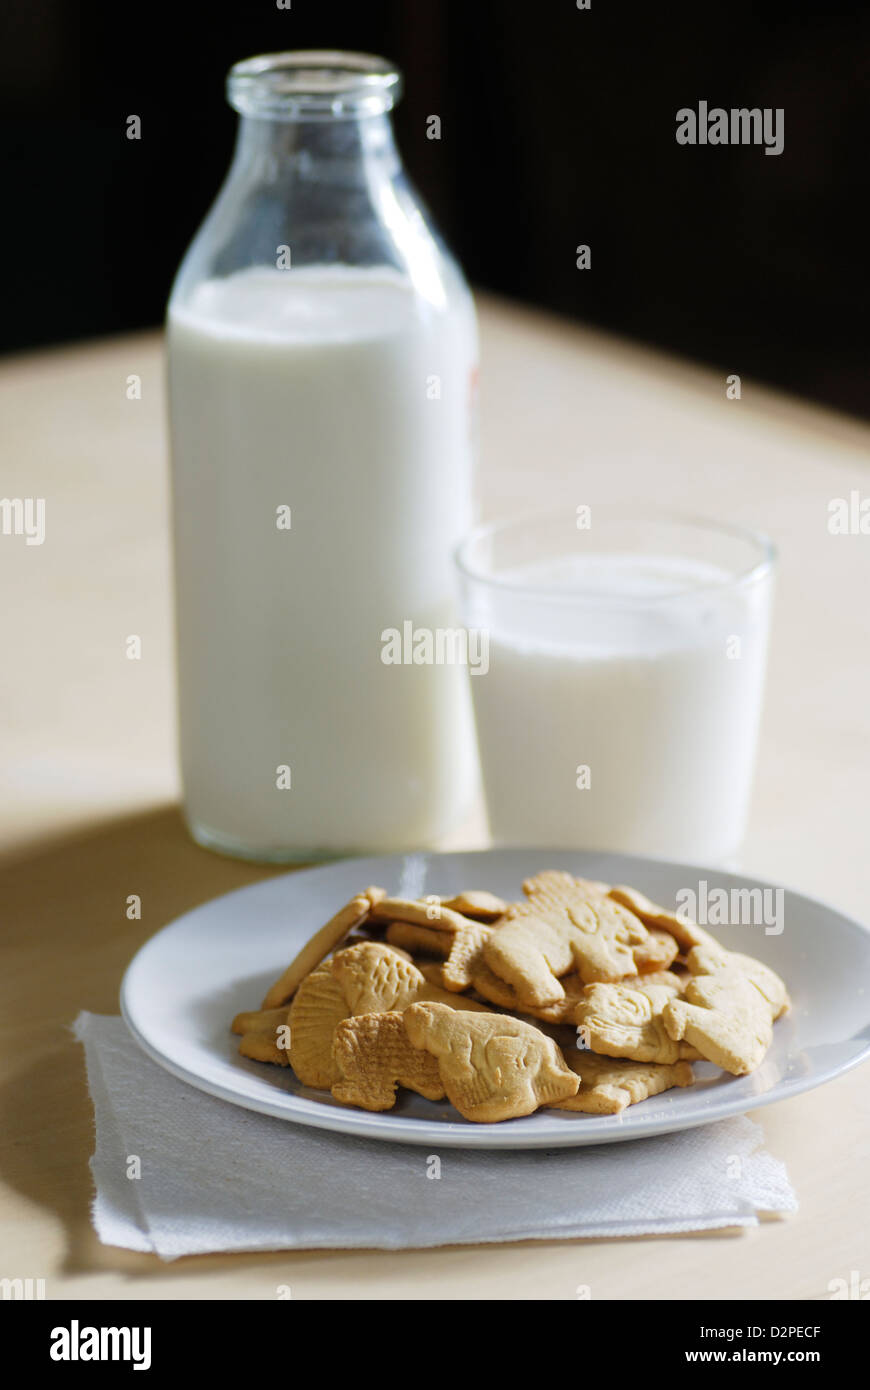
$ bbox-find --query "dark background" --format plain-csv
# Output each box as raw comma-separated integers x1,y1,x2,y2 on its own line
2,0,867,416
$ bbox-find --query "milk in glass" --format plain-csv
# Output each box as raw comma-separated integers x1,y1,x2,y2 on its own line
462,545,774,864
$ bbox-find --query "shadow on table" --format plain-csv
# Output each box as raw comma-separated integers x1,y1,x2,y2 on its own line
0,803,292,1277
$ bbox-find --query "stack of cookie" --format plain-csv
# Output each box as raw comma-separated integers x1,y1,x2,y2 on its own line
230,871,790,1124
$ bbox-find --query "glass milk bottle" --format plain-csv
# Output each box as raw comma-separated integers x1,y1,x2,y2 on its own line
166,52,478,860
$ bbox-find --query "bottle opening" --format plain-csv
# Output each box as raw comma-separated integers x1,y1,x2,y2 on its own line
227,50,402,120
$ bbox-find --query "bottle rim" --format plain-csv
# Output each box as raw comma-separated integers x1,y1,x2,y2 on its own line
227,50,402,119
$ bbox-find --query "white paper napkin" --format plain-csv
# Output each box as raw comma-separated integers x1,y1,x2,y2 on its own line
74,1012,797,1260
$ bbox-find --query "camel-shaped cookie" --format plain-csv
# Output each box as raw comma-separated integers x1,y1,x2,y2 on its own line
403,1001,579,1122
663,945,789,1075
483,871,654,1007
574,974,697,1065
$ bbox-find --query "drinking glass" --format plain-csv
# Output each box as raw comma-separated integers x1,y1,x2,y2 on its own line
455,506,776,864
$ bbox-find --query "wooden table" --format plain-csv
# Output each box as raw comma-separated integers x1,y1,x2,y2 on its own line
2,296,869,1299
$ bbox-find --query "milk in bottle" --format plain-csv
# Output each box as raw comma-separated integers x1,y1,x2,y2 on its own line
166,53,478,858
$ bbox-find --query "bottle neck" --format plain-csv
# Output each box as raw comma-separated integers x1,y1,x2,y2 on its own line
231,111,401,186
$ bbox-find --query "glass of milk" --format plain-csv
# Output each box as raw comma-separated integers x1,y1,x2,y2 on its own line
455,507,776,865
166,53,479,860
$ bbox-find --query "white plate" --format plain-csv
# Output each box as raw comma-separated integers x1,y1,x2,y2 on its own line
120,849,870,1148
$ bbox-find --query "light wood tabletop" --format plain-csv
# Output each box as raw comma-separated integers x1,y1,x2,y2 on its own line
1,295,869,1299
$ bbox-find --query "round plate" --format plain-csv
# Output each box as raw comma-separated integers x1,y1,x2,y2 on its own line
120,849,870,1148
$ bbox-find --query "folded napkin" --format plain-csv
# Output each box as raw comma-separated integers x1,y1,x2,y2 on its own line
74,1012,796,1260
